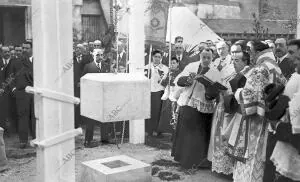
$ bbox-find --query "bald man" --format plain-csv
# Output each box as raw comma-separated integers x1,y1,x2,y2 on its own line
81,49,111,148
275,38,295,80
94,40,102,49
211,41,234,78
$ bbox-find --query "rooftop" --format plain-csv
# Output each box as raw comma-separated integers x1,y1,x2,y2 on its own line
203,19,296,35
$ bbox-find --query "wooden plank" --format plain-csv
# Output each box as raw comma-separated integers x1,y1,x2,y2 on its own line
32,0,75,181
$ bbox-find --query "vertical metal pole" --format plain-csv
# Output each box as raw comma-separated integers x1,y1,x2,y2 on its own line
148,44,152,78
168,1,173,87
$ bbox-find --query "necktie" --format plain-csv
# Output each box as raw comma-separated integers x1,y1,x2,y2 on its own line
197,64,202,74
97,63,101,70
217,59,224,71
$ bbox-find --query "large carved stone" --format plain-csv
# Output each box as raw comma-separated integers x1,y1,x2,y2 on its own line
80,73,150,123
79,155,152,182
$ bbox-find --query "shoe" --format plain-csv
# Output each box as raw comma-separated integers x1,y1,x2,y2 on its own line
101,140,115,145
19,142,27,149
84,141,99,148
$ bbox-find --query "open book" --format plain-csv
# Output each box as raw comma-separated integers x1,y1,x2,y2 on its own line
195,71,227,91
195,69,227,91
196,75,228,91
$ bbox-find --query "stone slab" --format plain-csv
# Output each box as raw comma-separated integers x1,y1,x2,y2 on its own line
80,73,150,123
79,155,152,182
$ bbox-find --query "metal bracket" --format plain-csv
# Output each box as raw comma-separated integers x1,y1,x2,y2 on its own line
30,128,83,149
25,86,80,105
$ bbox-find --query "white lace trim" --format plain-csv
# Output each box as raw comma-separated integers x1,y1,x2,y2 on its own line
270,141,300,181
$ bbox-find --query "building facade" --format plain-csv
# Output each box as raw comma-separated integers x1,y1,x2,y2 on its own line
181,0,297,40
0,0,111,45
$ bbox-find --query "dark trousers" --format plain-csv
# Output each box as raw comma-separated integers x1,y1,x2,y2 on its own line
145,91,164,134
84,117,112,143
74,88,81,128
0,95,10,131
263,132,277,182
16,90,36,143
74,105,81,128
9,97,18,133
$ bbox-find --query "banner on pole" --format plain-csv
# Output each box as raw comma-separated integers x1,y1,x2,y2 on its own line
145,0,169,45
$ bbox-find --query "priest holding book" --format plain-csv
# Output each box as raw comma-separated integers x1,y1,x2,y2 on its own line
171,48,223,169
208,41,235,170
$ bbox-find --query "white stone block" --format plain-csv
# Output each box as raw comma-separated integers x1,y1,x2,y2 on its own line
80,73,150,123
79,155,152,182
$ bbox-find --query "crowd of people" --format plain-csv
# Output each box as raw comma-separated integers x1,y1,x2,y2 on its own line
1,35,300,182
0,41,34,149
146,36,300,182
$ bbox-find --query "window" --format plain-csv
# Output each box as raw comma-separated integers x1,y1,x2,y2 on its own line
82,15,107,42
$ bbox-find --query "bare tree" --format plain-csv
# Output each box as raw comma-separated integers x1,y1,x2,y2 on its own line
252,13,269,39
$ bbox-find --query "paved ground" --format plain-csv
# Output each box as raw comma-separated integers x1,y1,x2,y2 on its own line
0,129,232,182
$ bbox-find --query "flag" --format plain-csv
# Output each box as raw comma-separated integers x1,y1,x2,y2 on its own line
145,0,169,45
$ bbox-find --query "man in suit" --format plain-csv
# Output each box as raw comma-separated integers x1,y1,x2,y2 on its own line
0,46,18,134
173,44,191,71
73,44,93,128
82,48,111,148
11,41,35,148
275,38,295,80
15,46,23,60
117,44,127,67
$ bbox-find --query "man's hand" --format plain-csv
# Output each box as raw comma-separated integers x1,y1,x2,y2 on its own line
186,72,196,85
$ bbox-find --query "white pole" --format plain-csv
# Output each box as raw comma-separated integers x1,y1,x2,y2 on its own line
168,1,172,86
128,0,146,144
297,0,300,38
31,0,77,181
148,44,152,78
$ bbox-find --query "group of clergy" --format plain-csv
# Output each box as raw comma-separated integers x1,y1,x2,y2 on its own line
146,37,300,182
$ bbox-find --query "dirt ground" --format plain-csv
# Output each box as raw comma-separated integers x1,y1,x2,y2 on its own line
0,130,232,182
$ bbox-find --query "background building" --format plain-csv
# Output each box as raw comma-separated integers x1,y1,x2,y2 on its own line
181,0,297,40
1,0,297,45
0,0,111,45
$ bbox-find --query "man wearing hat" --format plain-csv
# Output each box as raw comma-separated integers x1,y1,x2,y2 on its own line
275,38,295,80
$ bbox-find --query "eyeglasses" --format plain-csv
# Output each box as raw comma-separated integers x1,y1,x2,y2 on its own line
96,54,104,56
